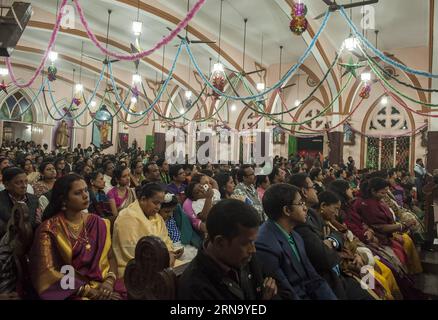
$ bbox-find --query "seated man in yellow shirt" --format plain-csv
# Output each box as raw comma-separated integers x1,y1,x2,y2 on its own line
112,183,183,278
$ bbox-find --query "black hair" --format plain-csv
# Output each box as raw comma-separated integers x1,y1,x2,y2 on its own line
200,169,213,177
169,164,184,180
256,175,269,188
207,199,260,240
137,182,164,199
388,168,397,178
73,161,87,175
38,161,54,175
214,171,233,199
130,159,143,172
54,157,65,167
328,179,351,204
334,169,346,179
236,165,252,183
161,194,178,208
2,167,25,183
144,161,157,174
185,181,197,200
289,173,309,189
268,166,281,183
309,168,322,181
43,173,85,221
156,158,166,167
262,183,301,220
360,177,389,199
103,160,114,173
317,191,340,208
84,170,104,186
111,165,129,186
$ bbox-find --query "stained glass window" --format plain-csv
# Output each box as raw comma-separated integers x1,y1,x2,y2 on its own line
0,91,34,122
396,136,410,170
366,138,379,170
381,138,395,170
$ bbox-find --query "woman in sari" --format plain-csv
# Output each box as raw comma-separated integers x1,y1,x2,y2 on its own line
30,174,123,300
317,191,402,300
107,165,136,217
354,178,422,275
85,171,112,219
32,162,57,198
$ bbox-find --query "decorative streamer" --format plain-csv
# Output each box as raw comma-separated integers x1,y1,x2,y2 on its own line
340,7,438,79
6,0,69,88
186,10,332,101
72,0,206,61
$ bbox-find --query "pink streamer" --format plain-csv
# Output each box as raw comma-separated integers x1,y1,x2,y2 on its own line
6,0,68,88
73,0,206,61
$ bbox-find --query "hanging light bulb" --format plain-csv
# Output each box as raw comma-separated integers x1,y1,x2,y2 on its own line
90,100,97,107
0,68,9,76
132,73,142,84
381,96,389,105
75,83,83,93
185,90,193,100
256,82,265,91
179,108,185,114
343,37,358,51
295,99,301,107
48,51,58,62
231,104,236,111
131,96,137,104
132,21,143,36
212,63,224,73
361,72,371,82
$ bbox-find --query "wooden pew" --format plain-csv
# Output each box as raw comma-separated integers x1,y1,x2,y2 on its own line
124,236,188,300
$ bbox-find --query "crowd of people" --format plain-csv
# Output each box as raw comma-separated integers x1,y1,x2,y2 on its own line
0,138,432,300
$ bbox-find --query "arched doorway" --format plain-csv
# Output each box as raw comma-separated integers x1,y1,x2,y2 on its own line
0,91,37,143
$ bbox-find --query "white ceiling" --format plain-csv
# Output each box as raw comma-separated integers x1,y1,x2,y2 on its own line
5,0,432,89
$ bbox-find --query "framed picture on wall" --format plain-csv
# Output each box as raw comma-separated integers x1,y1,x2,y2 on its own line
273,126,286,145
343,123,355,146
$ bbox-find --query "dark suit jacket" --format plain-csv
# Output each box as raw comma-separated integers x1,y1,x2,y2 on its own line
0,190,39,238
255,220,337,300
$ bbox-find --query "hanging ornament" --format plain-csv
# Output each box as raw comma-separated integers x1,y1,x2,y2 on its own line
72,97,82,106
0,80,8,94
48,66,57,82
359,83,371,99
290,2,308,36
211,73,226,99
131,85,140,99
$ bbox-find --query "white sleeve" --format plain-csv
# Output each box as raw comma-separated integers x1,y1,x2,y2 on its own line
192,199,205,215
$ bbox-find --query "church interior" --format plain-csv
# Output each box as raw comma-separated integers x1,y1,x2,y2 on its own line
1,0,438,302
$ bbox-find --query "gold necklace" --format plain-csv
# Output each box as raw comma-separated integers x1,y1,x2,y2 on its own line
63,213,91,251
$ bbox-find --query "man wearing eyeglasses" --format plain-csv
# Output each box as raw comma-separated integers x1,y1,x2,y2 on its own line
232,165,266,223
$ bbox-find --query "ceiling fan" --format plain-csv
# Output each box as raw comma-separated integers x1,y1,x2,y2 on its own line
314,0,379,20
83,10,120,65
167,0,216,46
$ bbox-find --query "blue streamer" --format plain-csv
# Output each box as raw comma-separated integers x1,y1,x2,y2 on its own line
340,7,438,79
186,10,331,100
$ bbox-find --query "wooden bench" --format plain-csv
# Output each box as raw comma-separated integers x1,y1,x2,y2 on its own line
124,236,189,300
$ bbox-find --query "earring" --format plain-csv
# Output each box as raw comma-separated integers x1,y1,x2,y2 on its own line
61,203,67,211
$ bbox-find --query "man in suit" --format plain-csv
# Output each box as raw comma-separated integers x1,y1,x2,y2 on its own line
178,199,278,300
256,183,337,300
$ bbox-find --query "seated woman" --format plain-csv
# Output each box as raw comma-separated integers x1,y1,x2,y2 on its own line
182,174,220,234
107,165,136,217
112,183,183,278
214,171,236,199
317,191,402,300
255,183,337,300
129,160,145,188
0,202,34,300
19,158,40,185
30,174,123,300
255,175,270,201
354,178,422,276
32,162,57,198
159,193,200,261
0,167,40,238
86,171,112,219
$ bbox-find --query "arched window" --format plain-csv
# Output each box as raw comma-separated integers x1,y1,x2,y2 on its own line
0,91,34,123
365,104,411,170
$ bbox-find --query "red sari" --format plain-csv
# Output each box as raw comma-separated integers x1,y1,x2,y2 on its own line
354,198,407,266
30,213,125,300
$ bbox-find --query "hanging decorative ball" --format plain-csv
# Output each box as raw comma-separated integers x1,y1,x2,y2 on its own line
72,97,82,106
290,16,308,36
0,80,8,94
48,66,57,82
359,83,371,99
293,3,307,17
211,73,226,99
